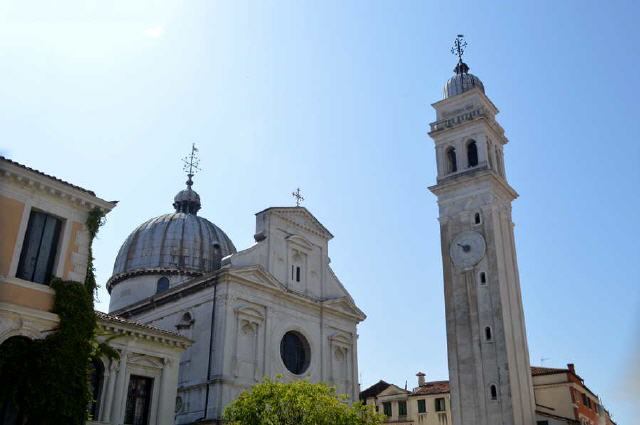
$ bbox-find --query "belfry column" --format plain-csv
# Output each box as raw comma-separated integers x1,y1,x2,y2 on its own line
428,36,536,425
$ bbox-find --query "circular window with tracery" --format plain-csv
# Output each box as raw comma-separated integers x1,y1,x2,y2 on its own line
280,331,310,375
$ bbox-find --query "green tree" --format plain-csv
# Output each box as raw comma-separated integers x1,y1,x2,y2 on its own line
224,378,384,425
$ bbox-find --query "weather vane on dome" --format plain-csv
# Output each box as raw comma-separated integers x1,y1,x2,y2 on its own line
451,34,467,63
292,188,304,207
451,34,470,75
182,143,201,188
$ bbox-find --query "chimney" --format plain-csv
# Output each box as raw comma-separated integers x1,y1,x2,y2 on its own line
416,372,426,387
567,363,575,374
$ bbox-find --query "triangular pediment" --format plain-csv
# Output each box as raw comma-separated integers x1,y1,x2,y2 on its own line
322,297,366,321
378,384,410,397
226,266,286,292
260,207,333,240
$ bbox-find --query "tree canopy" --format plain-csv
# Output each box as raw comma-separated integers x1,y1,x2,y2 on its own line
223,378,384,425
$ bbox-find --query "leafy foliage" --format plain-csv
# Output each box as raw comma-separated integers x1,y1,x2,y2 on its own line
224,378,384,425
0,207,108,424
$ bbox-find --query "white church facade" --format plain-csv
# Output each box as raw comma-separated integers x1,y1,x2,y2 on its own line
106,166,366,424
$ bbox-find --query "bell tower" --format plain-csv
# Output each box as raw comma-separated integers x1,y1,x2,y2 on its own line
428,36,536,425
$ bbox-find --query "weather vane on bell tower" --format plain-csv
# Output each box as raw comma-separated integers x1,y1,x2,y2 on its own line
182,143,201,188
292,188,304,207
451,34,470,75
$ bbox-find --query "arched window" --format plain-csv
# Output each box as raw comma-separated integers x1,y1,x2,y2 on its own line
467,141,478,167
490,384,498,400
474,212,481,225
156,277,170,294
485,326,492,341
89,359,105,419
446,147,457,173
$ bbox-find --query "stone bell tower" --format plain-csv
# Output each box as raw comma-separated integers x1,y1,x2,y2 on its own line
428,36,536,425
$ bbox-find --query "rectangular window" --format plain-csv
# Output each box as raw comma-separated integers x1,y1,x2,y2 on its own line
16,211,62,284
296,266,301,282
382,401,392,417
124,375,153,425
417,399,426,413
398,400,407,416
435,397,446,412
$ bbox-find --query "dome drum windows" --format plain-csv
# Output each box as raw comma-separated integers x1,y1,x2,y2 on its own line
156,276,170,294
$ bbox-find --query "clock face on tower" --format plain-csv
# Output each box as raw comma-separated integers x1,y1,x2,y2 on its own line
450,230,486,269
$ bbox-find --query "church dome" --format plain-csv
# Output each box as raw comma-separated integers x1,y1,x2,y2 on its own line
443,61,484,99
106,182,236,293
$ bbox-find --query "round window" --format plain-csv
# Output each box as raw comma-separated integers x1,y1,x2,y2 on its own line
280,331,310,375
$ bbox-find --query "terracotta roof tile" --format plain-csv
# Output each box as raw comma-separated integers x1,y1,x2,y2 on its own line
412,380,450,395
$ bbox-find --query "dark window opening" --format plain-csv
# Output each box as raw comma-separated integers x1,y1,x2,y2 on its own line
417,399,426,413
490,384,498,400
435,397,446,412
383,402,392,417
467,141,479,167
280,331,310,375
537,421,550,425
446,147,457,173
124,375,153,425
474,212,481,224
485,326,492,341
480,272,487,284
89,360,104,420
296,266,301,282
398,401,407,416
156,277,170,294
16,211,62,284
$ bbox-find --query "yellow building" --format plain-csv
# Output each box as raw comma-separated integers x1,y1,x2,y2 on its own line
0,155,115,339
0,156,190,425
361,366,616,425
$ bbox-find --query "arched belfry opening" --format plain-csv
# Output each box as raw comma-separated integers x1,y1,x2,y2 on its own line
467,140,478,167
446,147,457,173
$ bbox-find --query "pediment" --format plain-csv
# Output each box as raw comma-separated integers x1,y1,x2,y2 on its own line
267,207,333,240
127,353,164,369
322,297,366,321
378,384,410,397
286,234,314,251
226,266,286,292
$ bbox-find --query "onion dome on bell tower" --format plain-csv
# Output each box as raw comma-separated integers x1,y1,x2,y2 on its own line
443,34,485,99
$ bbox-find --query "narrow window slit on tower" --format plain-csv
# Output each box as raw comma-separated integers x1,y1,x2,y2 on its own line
479,272,487,284
296,266,301,282
467,140,478,167
490,384,498,400
474,212,481,224
485,326,492,341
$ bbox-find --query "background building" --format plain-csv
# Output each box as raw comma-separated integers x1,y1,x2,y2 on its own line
361,364,616,425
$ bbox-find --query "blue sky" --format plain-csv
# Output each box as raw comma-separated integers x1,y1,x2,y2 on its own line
1,1,638,423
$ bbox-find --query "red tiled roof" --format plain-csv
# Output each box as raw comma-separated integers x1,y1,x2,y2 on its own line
412,380,450,395
531,366,570,376
1,155,97,196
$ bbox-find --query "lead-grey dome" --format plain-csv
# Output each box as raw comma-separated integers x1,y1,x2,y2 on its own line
107,185,236,292
443,61,484,99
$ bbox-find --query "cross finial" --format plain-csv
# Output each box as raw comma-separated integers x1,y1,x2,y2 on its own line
292,188,304,207
451,34,467,63
182,143,201,187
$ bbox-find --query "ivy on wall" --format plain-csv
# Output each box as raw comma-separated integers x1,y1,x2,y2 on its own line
0,207,108,425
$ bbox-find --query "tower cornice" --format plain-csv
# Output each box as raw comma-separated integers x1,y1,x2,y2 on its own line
428,167,518,201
